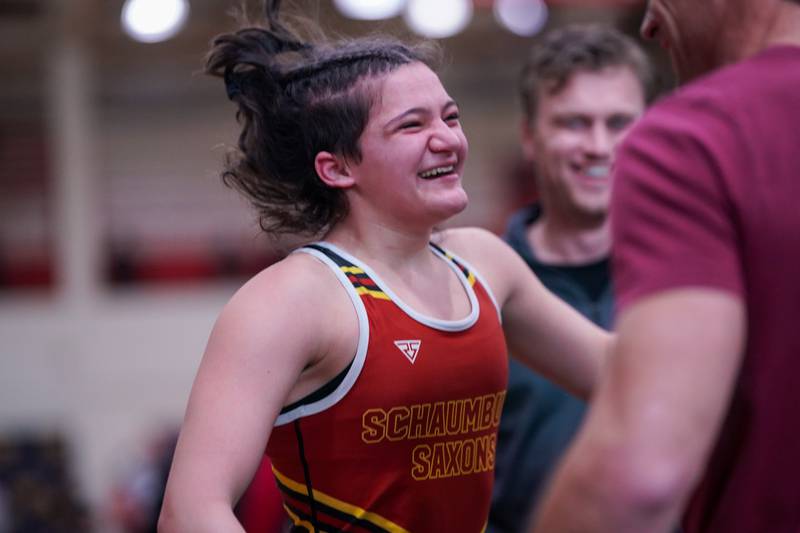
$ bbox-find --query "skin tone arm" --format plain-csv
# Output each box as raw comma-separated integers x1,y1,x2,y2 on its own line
531,288,745,533
442,227,611,400
158,255,356,533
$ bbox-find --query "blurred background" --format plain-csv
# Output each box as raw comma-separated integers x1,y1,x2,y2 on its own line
0,0,669,530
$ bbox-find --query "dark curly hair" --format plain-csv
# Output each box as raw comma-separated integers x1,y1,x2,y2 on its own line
205,0,440,236
519,24,654,122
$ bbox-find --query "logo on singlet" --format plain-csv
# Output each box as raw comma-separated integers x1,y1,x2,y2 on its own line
394,340,421,364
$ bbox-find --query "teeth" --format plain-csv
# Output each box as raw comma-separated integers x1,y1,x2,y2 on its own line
585,165,610,178
419,165,455,179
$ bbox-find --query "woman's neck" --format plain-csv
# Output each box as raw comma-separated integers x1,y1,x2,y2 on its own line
323,216,435,271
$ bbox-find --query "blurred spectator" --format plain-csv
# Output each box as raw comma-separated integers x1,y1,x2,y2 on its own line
108,428,286,533
108,428,178,533
0,433,90,533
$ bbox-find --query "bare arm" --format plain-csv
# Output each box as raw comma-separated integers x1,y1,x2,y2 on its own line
531,288,745,532
499,247,611,400
158,257,351,532
442,227,611,399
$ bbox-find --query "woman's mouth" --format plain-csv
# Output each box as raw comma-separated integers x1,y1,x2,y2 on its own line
418,165,456,180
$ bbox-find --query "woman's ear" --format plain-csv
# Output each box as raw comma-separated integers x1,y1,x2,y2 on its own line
315,151,356,189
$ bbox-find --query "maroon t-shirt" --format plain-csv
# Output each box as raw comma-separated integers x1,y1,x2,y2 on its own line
612,46,800,532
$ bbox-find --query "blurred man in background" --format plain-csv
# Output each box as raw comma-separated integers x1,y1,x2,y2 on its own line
489,24,651,532
533,0,800,531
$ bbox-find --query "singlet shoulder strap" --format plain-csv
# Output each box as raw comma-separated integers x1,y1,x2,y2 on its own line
304,243,390,301
428,242,502,321
428,242,476,287
304,243,351,268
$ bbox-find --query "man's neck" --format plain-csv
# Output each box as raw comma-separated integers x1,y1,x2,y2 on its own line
526,212,611,266
764,2,800,48
728,0,800,61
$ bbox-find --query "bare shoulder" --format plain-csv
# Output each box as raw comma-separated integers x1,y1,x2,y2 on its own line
435,226,526,305
225,251,338,321
213,250,350,364
435,226,509,263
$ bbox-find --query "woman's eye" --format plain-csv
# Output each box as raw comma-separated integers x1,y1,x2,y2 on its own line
399,121,422,130
446,113,460,122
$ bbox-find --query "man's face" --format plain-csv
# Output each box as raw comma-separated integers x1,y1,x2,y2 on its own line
640,0,727,82
523,67,645,222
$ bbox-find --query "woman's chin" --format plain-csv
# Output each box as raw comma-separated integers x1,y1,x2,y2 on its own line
432,190,469,222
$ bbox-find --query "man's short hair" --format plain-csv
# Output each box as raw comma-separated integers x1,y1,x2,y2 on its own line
520,24,653,121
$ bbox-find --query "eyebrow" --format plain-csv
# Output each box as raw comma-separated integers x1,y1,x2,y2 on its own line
384,99,458,130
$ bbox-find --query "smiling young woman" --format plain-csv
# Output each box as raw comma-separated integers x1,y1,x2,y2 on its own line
157,2,611,532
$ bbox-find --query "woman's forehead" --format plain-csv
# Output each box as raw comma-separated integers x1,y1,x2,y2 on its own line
371,63,452,116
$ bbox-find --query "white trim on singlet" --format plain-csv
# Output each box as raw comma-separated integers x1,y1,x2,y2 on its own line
273,246,370,426
321,241,480,332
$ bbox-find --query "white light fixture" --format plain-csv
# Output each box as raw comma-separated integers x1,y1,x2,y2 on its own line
404,0,473,39
493,0,548,37
332,0,407,20
121,0,190,43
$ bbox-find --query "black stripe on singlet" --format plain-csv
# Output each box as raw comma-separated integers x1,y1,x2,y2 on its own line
283,422,391,533
283,500,388,533
303,243,387,294
277,480,392,532
293,419,320,531
279,361,353,415
304,243,353,268
428,241,472,279
283,503,361,533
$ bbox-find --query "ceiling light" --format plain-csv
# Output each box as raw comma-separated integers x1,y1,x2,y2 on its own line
332,0,407,20
404,0,473,39
121,0,189,43
493,0,548,37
